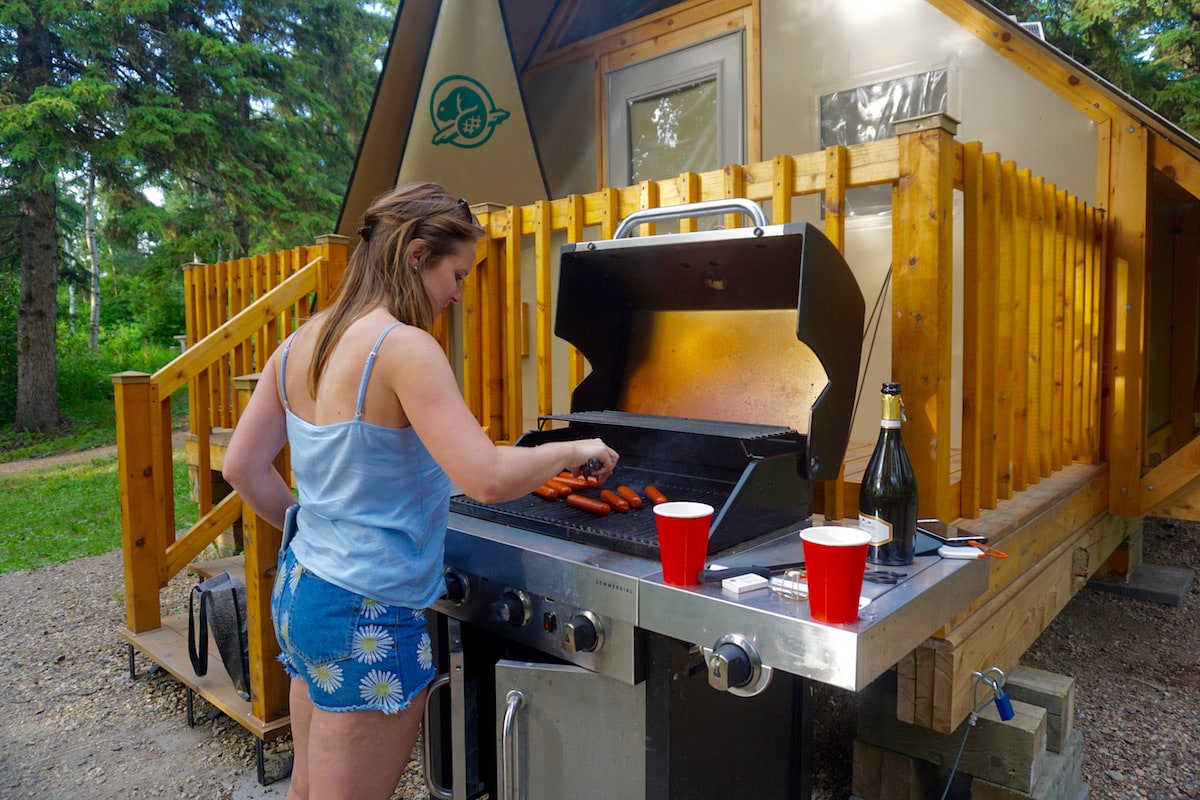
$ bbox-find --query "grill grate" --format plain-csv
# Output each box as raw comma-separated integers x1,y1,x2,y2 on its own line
451,466,729,559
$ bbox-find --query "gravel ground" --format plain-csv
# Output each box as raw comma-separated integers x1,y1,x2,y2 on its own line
0,508,1195,799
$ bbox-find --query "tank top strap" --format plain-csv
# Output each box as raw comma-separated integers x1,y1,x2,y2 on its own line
355,322,406,420
279,332,297,411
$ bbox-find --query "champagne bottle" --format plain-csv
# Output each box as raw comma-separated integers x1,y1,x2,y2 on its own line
858,382,918,566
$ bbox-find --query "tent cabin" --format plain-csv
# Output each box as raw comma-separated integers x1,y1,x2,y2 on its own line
114,0,1200,792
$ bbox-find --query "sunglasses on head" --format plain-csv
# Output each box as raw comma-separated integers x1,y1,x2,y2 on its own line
411,197,472,228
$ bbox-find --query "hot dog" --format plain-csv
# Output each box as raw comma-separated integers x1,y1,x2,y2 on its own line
566,494,611,516
644,485,668,504
533,485,559,501
546,478,576,496
553,474,590,490
600,489,629,512
616,486,643,508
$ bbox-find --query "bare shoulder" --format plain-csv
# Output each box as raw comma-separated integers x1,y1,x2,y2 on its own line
374,324,459,389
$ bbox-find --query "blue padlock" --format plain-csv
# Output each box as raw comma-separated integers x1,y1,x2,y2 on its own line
993,690,1015,721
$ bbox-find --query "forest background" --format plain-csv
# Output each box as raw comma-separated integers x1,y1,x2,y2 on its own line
2,0,1200,456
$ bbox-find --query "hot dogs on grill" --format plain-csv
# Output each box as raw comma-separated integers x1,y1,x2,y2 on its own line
546,478,576,496
600,489,629,512
644,485,668,504
616,486,643,508
533,485,560,501
566,494,611,516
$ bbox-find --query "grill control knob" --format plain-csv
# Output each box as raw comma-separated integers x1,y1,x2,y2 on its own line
702,633,772,696
562,611,605,654
709,643,752,691
442,568,470,605
491,589,532,626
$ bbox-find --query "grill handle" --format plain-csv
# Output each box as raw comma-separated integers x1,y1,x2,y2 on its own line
501,690,525,800
613,198,768,239
421,673,453,800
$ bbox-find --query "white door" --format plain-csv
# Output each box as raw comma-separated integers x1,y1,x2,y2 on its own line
606,32,745,189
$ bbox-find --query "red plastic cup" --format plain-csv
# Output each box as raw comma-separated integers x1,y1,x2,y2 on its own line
653,502,714,586
800,525,871,623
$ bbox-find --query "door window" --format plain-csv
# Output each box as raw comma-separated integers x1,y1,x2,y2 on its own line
607,32,744,189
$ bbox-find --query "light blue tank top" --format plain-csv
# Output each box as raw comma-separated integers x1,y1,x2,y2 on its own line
282,322,451,608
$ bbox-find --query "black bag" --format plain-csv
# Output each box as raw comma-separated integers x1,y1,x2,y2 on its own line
188,570,251,701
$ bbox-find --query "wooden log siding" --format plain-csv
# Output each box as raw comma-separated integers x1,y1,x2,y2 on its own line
467,124,1105,520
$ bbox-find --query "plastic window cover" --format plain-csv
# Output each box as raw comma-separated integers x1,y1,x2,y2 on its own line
629,77,719,184
820,69,948,216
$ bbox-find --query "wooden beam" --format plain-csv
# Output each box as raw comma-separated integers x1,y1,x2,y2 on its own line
1140,433,1200,515
922,0,1120,122
1107,116,1150,514
1152,130,1200,202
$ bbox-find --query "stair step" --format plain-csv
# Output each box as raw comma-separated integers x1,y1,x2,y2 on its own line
120,611,289,741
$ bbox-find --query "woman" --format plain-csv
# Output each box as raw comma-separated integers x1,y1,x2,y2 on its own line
223,182,618,800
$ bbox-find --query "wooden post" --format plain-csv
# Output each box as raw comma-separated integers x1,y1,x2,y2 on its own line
182,262,202,435
534,201,554,418
823,145,849,520
893,114,958,522
1106,116,1150,515
960,142,984,517
565,195,587,388
314,234,350,306
233,373,289,723
113,372,163,633
504,205,524,440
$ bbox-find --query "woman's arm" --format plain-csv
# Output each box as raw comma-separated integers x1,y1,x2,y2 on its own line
388,330,618,504
222,350,296,531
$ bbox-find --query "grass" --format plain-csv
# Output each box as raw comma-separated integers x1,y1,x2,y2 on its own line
0,454,198,574
0,398,119,463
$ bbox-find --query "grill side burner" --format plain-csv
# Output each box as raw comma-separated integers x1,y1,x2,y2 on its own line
451,411,812,558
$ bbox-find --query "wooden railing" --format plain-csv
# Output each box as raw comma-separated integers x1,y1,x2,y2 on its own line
465,113,1107,523
114,234,348,727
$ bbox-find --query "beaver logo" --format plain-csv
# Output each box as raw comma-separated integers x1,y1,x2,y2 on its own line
430,75,510,149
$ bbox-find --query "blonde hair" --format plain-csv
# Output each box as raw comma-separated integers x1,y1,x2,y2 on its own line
308,182,483,396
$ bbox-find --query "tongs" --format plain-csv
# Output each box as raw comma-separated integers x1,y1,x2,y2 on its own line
699,560,806,583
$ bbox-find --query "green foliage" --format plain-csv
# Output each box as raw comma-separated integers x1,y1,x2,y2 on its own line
0,455,198,573
992,0,1200,138
1,0,394,435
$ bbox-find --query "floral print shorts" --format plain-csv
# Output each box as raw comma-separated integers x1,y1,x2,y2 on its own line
271,546,436,714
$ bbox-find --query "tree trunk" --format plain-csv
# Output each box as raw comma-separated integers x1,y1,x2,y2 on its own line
15,184,64,434
13,21,63,435
86,166,101,352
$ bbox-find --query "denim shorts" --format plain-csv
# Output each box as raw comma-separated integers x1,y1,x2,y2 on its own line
271,546,436,714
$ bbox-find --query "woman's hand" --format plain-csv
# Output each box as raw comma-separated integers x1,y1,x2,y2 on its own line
562,438,619,484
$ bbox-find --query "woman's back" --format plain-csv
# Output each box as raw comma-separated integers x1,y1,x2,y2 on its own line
281,311,452,609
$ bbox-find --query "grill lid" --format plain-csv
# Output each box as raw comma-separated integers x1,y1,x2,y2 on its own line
555,207,864,480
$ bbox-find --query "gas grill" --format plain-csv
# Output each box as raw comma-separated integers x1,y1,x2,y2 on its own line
422,200,987,800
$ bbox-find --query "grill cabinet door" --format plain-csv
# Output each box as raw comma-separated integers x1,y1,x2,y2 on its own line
494,660,646,800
